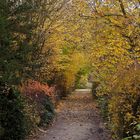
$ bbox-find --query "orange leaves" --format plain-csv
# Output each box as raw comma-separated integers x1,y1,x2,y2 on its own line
23,80,55,97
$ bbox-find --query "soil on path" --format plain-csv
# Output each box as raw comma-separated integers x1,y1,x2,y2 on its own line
38,90,111,140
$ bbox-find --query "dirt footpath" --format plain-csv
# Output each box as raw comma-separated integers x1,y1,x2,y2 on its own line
38,90,111,140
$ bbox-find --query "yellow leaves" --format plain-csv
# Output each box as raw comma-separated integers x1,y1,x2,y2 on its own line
125,112,134,122
63,52,87,89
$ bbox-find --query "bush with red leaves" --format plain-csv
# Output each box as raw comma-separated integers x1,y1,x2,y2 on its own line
23,80,54,96
22,80,57,128
22,80,59,104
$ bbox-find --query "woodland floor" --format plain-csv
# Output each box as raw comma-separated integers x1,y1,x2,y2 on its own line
35,90,111,140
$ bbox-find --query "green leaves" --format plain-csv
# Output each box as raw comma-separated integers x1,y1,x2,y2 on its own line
0,86,28,140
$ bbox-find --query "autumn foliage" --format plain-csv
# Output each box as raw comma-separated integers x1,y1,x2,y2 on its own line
22,80,56,101
0,0,140,140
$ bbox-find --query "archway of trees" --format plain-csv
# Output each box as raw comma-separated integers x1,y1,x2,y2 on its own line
0,0,140,140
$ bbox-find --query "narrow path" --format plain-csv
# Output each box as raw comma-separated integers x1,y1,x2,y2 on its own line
39,90,111,140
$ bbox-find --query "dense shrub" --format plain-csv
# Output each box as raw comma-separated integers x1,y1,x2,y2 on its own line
39,96,55,127
0,81,58,140
98,96,109,121
23,80,55,127
91,81,100,98
91,82,109,121
0,84,28,140
93,67,140,140
108,68,140,139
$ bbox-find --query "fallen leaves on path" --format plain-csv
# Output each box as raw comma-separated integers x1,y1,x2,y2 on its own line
38,91,112,140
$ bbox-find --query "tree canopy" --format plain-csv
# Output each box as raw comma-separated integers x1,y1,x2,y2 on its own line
0,0,140,140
